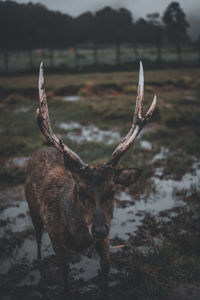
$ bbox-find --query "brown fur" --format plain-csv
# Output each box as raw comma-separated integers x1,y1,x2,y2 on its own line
26,62,155,293
25,146,141,291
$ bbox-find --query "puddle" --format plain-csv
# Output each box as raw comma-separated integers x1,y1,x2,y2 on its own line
6,156,29,168
17,232,53,262
111,160,200,240
111,201,142,240
152,146,169,162
0,201,30,235
0,231,53,275
0,201,28,220
59,122,80,131
59,122,157,147
0,188,100,284
18,269,41,286
72,255,117,283
63,96,81,102
59,122,121,145
140,140,152,150
0,187,54,276
0,156,199,292
72,256,99,281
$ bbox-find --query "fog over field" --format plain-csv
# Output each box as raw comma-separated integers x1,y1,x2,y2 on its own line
14,0,200,39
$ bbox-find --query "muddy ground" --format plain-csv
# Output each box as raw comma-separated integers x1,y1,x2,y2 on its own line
0,68,200,299
0,154,200,300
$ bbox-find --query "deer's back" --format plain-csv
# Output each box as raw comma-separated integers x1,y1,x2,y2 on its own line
25,147,73,224
26,147,68,183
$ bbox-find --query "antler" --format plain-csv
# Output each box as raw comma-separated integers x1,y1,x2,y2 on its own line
103,61,157,168
36,62,87,170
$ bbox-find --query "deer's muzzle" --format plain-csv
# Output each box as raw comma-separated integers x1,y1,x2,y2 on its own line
90,211,109,239
91,223,109,239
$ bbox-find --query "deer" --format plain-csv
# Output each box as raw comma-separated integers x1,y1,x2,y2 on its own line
25,61,157,294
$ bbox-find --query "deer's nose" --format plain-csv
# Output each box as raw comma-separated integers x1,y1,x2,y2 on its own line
91,224,109,239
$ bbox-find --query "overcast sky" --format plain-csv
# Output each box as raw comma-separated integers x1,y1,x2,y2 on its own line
14,0,200,39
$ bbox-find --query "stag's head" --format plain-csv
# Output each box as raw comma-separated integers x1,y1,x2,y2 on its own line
36,62,156,239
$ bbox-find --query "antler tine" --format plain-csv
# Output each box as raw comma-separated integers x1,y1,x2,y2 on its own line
36,62,87,170
145,95,157,119
103,62,157,168
134,61,144,121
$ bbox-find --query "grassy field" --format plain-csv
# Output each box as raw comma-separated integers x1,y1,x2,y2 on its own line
0,67,199,163
0,67,200,299
0,46,199,72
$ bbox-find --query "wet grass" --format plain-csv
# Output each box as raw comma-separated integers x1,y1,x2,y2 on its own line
0,68,200,93
0,68,200,299
0,68,199,184
0,70,200,185
118,188,200,299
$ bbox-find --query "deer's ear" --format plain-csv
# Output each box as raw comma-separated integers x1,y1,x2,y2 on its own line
114,168,142,186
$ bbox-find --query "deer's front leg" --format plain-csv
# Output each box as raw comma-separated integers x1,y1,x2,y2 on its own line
95,235,110,291
49,233,70,291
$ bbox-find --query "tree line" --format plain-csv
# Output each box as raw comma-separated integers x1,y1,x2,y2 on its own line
0,0,194,72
